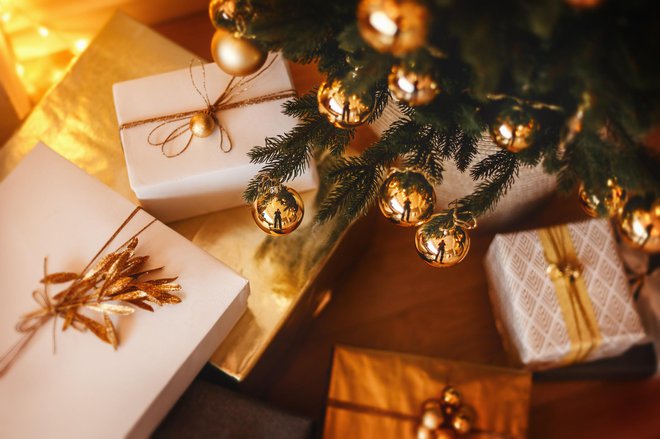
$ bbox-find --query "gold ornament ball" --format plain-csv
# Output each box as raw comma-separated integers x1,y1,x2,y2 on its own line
489,106,537,153
578,179,626,218
317,80,373,129
415,222,470,268
617,195,660,253
252,186,305,236
451,407,475,435
421,401,445,430
416,425,437,439
388,65,439,106
379,169,435,226
357,0,429,55
211,28,267,76
435,428,457,439
209,0,237,28
440,386,462,408
189,112,216,138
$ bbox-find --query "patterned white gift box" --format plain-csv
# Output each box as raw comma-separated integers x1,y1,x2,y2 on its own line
484,218,646,370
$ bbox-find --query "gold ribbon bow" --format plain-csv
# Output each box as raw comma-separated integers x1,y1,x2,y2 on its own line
0,207,182,378
538,225,602,365
119,56,297,158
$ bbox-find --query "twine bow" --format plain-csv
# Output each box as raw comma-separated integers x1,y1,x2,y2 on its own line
119,56,297,158
0,207,182,378
538,225,602,365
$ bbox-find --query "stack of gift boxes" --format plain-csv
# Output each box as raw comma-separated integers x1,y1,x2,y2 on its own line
0,11,654,439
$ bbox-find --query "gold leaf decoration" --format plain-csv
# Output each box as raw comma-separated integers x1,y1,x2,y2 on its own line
40,272,79,284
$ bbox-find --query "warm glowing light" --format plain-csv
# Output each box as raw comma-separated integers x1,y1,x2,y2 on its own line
329,96,344,114
38,26,50,37
369,11,398,36
1,12,11,23
73,38,89,54
15,63,24,76
397,76,415,94
498,123,513,140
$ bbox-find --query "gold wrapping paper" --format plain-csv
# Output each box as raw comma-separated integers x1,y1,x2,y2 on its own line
324,346,531,439
0,12,365,381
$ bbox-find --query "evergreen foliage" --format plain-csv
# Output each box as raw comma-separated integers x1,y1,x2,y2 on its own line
226,0,660,225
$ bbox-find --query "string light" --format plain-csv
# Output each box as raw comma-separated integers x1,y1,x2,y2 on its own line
37,26,49,37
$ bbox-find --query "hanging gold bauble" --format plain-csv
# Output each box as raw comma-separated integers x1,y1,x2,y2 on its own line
440,386,462,408
617,195,660,253
420,400,445,430
252,185,304,236
211,28,267,76
317,80,373,129
489,106,537,153
189,112,216,138
209,0,237,29
357,0,429,55
388,65,439,106
450,407,474,435
379,168,435,226
578,179,626,218
415,221,471,268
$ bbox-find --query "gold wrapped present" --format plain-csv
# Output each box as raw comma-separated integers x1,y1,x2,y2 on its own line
0,12,372,382
324,345,531,439
484,219,646,370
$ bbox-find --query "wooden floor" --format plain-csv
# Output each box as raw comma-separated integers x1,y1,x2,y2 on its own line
155,12,660,438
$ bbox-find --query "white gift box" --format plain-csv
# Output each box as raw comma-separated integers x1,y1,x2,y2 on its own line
113,54,318,222
484,219,645,370
0,144,249,438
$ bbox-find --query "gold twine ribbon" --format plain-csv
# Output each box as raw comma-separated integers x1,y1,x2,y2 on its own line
119,56,297,158
538,225,602,365
326,398,518,439
0,207,182,378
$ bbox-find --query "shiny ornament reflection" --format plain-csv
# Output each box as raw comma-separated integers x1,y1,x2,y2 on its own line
379,169,435,226
357,0,429,55
450,407,474,435
252,186,304,236
489,106,537,153
416,222,470,268
211,28,267,76
617,195,660,253
318,80,373,129
189,112,216,138
578,179,626,218
388,65,439,106
209,0,237,29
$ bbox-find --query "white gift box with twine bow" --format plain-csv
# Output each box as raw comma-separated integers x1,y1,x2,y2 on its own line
0,144,249,438
484,219,647,370
113,54,318,222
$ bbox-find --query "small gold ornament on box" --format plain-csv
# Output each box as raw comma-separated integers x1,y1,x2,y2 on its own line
211,28,267,76
357,0,429,55
317,79,373,129
189,112,216,138
379,168,435,226
578,178,626,218
489,105,537,153
617,194,660,253
416,386,474,439
388,65,439,106
252,184,305,236
415,204,477,268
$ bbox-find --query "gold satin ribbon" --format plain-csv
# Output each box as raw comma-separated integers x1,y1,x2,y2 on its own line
119,56,297,158
538,225,602,365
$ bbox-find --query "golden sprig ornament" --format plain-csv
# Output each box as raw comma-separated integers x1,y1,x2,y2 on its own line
578,178,627,218
252,183,305,236
616,194,660,253
317,79,374,129
415,204,477,268
379,168,436,226
416,386,475,439
0,208,182,377
357,0,429,55
388,64,439,106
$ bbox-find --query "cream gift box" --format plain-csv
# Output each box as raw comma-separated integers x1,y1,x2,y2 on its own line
113,54,318,222
484,218,646,370
0,144,249,438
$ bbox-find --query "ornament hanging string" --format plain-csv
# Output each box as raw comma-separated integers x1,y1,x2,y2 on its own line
119,55,297,158
0,207,182,378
